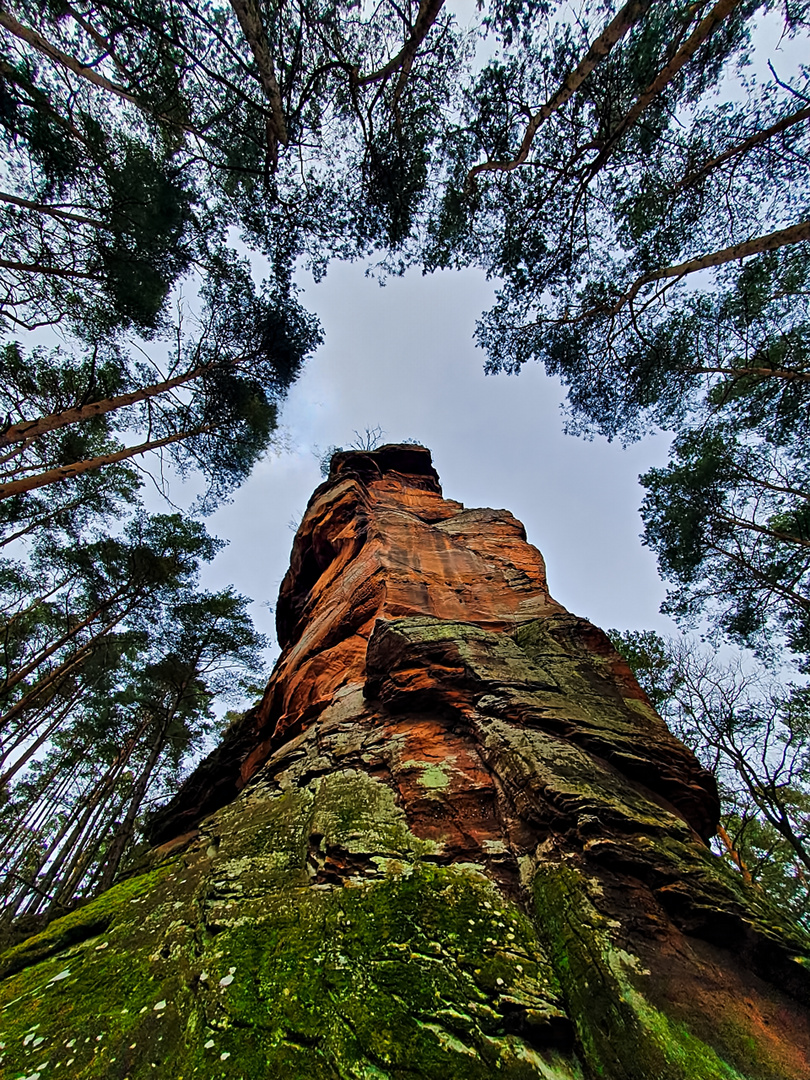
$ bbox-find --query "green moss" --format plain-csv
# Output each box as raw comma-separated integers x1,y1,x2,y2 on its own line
0,857,583,1079
0,861,189,1080
0,862,174,981
533,862,750,1080
308,770,438,856
169,864,576,1079
401,761,450,791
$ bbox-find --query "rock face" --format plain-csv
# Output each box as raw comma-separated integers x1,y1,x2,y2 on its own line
1,443,809,1080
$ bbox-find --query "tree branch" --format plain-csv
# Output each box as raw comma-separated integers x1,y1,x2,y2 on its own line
0,257,102,281
676,104,810,192
0,427,209,500
0,191,109,229
580,0,745,185
556,219,810,325
356,0,446,88
468,0,655,183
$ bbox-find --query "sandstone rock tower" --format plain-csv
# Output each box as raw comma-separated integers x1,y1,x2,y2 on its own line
1,444,809,1079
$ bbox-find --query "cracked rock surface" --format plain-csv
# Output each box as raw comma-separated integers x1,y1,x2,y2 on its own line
1,443,809,1079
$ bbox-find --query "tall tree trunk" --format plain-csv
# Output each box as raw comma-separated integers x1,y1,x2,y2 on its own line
0,427,205,500
0,585,128,696
0,595,142,731
96,711,174,893
1,445,809,1079
20,722,147,915
0,686,81,781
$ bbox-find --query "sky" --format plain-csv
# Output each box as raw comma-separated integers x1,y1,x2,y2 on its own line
198,260,678,670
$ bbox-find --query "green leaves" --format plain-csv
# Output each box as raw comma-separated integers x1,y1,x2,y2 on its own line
640,421,810,660
424,0,810,667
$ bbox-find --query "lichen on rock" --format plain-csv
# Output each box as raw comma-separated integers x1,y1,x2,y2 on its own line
2,444,809,1079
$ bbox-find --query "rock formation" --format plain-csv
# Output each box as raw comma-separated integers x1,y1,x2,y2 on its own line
1,443,809,1079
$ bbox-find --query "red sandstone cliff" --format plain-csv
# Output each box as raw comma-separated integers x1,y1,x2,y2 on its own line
150,443,717,850
1,444,808,1080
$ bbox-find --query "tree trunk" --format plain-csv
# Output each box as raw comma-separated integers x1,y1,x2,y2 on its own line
0,586,127,696
0,426,204,500
18,744,135,916
0,597,139,731
96,711,174,893
0,685,81,782
0,364,213,448
1,444,809,1079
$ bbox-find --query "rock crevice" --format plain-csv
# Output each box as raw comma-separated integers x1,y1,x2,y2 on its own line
2,443,809,1080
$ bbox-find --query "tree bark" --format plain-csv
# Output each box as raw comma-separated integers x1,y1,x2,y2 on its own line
0,598,139,731
228,0,288,167
468,0,655,181
96,712,173,892
0,365,213,448
0,426,206,500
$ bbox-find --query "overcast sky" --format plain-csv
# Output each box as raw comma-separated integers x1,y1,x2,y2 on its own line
198,260,677,669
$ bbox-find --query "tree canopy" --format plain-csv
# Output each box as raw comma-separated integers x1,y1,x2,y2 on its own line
426,0,809,664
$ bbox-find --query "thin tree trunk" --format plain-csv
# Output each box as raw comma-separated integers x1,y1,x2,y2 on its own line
0,599,140,731
4,791,86,919
48,792,128,911
716,822,753,884
0,687,82,785
1,588,127,696
0,366,215,448
97,714,172,891
28,726,146,914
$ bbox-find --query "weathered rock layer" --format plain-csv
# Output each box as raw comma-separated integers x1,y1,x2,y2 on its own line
1,444,809,1079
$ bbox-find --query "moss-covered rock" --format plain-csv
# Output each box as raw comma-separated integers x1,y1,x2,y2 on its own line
0,763,582,1079
4,448,810,1079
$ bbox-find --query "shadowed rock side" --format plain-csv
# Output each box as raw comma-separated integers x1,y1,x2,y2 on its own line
1,443,809,1080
